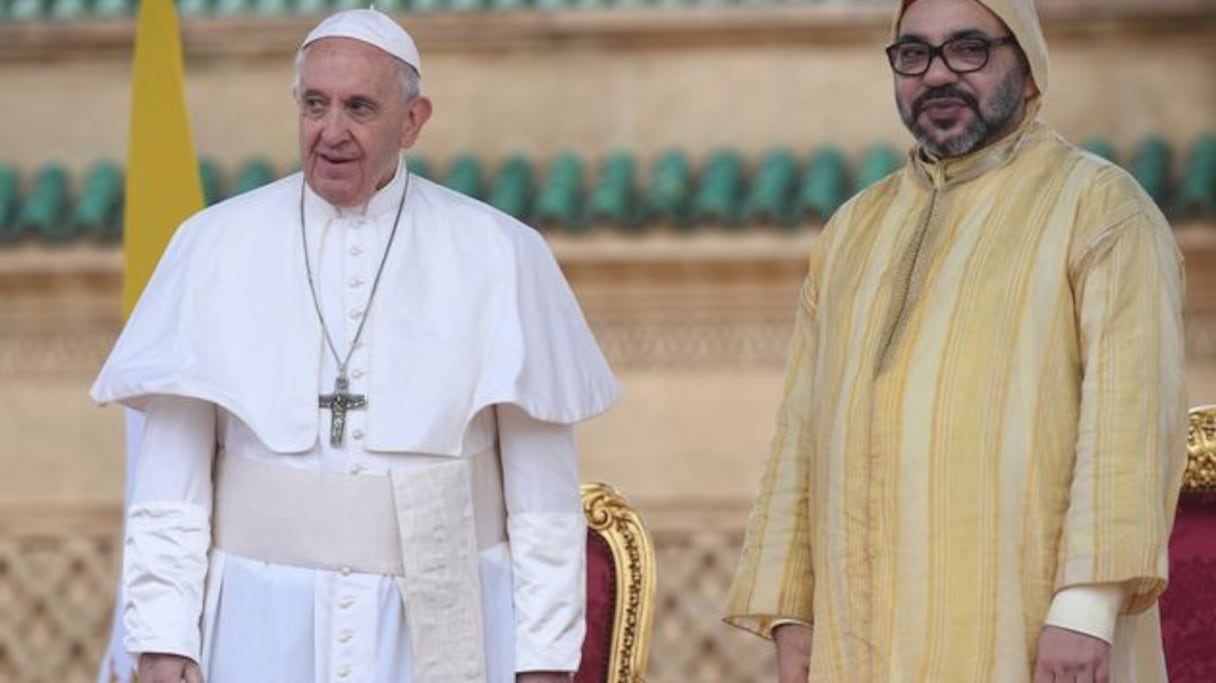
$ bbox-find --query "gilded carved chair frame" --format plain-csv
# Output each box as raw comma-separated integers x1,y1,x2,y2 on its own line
1185,405,1216,493
580,482,658,683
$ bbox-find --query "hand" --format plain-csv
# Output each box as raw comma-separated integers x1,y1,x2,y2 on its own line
517,672,573,683
773,622,812,683
138,652,203,683
1033,625,1111,683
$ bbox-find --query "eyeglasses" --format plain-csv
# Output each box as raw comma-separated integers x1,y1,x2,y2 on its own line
885,36,1018,76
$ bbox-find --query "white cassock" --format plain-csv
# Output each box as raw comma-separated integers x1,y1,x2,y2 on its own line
91,159,618,683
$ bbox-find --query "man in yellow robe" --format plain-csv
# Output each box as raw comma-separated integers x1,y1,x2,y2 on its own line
724,0,1187,681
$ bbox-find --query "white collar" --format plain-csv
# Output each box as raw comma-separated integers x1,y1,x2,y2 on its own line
302,155,409,223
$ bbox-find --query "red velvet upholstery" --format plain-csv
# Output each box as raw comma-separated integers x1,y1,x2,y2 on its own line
576,531,618,683
1160,491,1216,681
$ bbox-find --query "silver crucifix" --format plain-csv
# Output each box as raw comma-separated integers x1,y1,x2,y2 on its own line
318,374,367,446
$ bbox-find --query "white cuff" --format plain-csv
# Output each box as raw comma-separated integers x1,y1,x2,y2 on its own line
122,502,211,662
509,512,586,672
1044,583,1126,644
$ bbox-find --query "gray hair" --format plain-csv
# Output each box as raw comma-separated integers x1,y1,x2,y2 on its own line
291,42,422,105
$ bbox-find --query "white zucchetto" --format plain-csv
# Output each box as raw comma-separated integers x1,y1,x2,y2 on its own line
301,8,422,77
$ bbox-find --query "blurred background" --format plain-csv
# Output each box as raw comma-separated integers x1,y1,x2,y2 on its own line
1,0,1214,681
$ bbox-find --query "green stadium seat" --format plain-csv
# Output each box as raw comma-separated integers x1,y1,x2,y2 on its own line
586,151,640,229
1174,135,1216,219
252,0,292,16
92,0,131,18
198,158,224,206
178,0,212,18
8,0,47,21
294,0,331,15
448,0,485,12
644,150,693,227
0,165,17,222
743,148,798,227
213,0,250,16
406,155,434,181
232,159,276,196
71,160,123,242
50,0,88,21
534,153,585,231
18,164,70,242
492,0,530,10
411,0,448,13
855,143,902,192
1130,136,1172,207
796,145,849,224
445,154,485,199
691,148,745,228
1080,136,1117,164
0,166,21,243
488,156,534,221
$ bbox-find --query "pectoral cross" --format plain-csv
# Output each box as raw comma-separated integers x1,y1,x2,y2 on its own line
319,374,366,446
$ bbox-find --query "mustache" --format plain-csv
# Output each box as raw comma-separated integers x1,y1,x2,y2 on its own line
913,87,979,115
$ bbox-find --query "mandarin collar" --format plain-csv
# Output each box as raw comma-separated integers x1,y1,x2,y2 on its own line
908,100,1044,190
302,154,410,223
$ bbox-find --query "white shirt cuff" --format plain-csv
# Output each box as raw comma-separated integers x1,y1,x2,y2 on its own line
1044,583,1126,644
123,502,211,662
509,512,586,672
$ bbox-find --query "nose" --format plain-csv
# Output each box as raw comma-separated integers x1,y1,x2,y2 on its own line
318,108,351,146
920,54,958,87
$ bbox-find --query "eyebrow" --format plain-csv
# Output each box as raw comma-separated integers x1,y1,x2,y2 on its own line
299,89,379,107
896,28,998,43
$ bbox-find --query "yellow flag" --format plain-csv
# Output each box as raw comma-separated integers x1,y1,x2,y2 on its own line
123,0,203,318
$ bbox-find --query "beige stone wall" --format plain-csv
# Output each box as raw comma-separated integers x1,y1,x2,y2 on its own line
0,249,121,507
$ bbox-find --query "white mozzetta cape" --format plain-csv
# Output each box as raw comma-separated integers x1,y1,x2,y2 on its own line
92,172,618,451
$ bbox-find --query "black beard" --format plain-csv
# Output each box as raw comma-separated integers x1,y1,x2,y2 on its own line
901,69,1025,158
